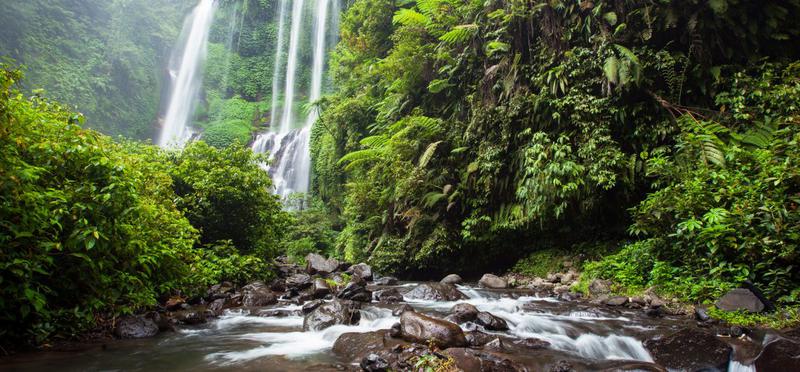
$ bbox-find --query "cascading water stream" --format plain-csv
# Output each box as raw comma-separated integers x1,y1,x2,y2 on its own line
158,0,217,148
253,0,337,198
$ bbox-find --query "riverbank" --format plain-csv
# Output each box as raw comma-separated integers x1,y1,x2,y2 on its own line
3,254,799,371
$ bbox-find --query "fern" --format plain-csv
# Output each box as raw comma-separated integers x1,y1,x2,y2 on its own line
439,24,477,44
428,79,453,93
418,141,443,168
422,191,447,208
338,149,381,171
393,9,428,27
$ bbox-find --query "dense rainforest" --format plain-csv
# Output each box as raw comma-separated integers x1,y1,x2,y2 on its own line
1,0,800,362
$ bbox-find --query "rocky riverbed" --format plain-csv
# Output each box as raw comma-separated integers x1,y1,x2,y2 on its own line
2,255,799,371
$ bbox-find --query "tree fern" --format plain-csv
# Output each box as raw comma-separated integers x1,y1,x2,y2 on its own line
337,148,381,171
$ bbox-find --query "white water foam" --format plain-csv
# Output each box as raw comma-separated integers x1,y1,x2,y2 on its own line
205,307,397,364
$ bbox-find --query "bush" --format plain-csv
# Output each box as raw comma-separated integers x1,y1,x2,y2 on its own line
187,240,274,290
202,120,251,148
0,65,198,346
168,141,291,257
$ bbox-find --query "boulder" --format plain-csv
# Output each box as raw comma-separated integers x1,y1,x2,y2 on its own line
447,303,479,324
716,288,766,313
399,311,467,348
445,348,527,372
347,263,374,281
475,311,509,331
754,338,800,370
206,282,234,300
550,360,575,372
694,306,711,322
605,296,629,307
174,310,206,325
333,331,389,362
440,274,463,285
312,278,332,299
259,308,301,317
588,279,611,296
241,281,277,307
305,253,340,275
484,338,506,352
478,274,508,289
302,299,325,314
374,288,403,303
114,315,159,339
207,298,227,316
373,276,398,286
644,328,732,371
286,273,313,290
338,281,372,302
269,278,287,292
465,330,495,347
303,299,361,331
404,283,467,301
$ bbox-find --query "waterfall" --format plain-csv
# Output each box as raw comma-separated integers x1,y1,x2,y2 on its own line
269,0,289,129
278,0,306,135
158,0,217,148
253,0,338,198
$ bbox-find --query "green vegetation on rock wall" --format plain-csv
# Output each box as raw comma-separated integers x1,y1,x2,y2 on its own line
311,0,800,306
0,0,195,139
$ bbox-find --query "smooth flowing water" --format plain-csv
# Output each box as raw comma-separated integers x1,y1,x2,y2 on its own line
253,0,337,198
0,283,763,371
158,0,217,148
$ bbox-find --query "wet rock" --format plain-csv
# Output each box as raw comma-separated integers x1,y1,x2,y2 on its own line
313,278,332,299
484,338,506,351
305,253,340,275
447,303,479,324
784,327,800,340
207,298,226,316
303,299,361,331
269,278,287,292
465,330,495,347
392,304,414,317
694,306,711,322
399,311,467,348
175,310,206,325
114,315,159,339
588,279,611,296
550,360,575,372
373,276,398,286
374,288,403,303
404,283,467,301
242,281,277,307
479,274,508,289
605,296,628,306
333,331,389,362
440,274,463,285
475,311,509,331
302,299,325,314
389,322,402,338
346,263,373,281
286,273,313,290
754,338,800,370
514,338,550,349
716,288,765,313
546,273,560,283
339,281,372,302
644,328,731,371
145,311,174,332
644,307,662,317
360,353,389,372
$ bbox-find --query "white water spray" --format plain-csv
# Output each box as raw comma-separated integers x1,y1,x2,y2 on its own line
158,0,217,148
269,0,289,129
278,0,306,135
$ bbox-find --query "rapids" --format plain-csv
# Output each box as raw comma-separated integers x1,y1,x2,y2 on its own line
0,282,763,371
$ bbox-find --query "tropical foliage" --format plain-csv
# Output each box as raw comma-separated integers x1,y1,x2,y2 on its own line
311,0,800,303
